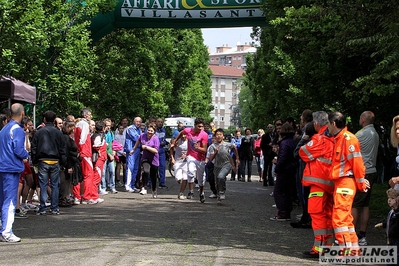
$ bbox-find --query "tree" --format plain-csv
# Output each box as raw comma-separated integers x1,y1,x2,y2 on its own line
244,0,399,130
91,28,212,122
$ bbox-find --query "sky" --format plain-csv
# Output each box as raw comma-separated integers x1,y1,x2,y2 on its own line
201,27,254,53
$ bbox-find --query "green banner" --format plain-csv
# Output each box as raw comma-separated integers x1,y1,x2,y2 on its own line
91,0,266,41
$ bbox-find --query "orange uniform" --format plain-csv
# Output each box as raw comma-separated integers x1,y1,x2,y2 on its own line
330,127,366,247
299,125,334,253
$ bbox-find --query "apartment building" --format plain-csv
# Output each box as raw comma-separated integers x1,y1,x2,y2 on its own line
209,42,256,70
209,65,244,129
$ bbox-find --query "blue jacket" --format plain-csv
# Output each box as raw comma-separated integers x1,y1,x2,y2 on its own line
0,120,29,173
124,125,141,154
155,127,167,154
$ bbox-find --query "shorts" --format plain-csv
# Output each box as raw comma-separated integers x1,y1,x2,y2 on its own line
186,155,206,185
19,161,33,184
174,160,188,182
352,172,377,208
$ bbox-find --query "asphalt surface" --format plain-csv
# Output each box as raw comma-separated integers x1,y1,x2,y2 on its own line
2,170,387,266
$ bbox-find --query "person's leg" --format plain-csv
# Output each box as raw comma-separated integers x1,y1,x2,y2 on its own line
49,164,60,212
247,160,252,182
158,152,166,187
99,161,107,193
186,157,196,198
207,162,217,195
196,160,206,203
107,160,116,190
81,157,94,200
230,155,236,181
0,173,20,238
22,173,33,205
240,159,246,181
37,162,49,212
217,166,230,195
151,165,158,193
125,154,134,190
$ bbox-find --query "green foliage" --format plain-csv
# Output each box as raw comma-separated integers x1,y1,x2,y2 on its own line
0,1,211,123
243,0,399,129
91,28,212,122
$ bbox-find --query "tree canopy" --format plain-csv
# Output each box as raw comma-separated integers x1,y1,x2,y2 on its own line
0,0,212,123
244,0,399,131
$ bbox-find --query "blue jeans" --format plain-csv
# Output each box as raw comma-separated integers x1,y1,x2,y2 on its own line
158,152,166,186
101,159,115,191
38,161,60,212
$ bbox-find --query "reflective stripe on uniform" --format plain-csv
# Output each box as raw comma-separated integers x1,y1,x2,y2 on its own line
347,152,362,160
302,145,314,160
309,191,324,198
317,157,332,164
303,176,334,187
356,177,364,183
313,228,327,236
334,226,349,233
336,187,354,195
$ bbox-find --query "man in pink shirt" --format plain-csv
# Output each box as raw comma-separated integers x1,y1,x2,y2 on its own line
173,118,208,203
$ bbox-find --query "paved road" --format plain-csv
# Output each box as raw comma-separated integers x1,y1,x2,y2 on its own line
2,172,386,266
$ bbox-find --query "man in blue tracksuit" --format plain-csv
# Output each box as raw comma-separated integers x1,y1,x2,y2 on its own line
124,117,142,192
155,118,168,188
0,104,29,243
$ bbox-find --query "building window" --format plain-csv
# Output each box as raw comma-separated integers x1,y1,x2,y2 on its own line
211,58,214,61
216,57,219,61
220,104,225,110
220,91,225,98
238,56,241,60
220,116,224,122
221,78,225,85
233,56,236,60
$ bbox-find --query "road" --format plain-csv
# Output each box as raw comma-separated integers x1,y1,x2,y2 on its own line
2,171,386,266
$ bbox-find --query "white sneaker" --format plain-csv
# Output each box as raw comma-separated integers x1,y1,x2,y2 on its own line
272,204,276,208
208,194,217,198
219,193,226,200
358,237,367,246
125,187,134,192
73,198,81,205
96,198,104,204
82,199,97,205
178,193,186,200
99,191,108,195
19,204,29,213
110,189,118,194
140,189,147,195
1,234,21,243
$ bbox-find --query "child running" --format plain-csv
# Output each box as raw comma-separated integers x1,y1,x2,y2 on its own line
208,128,240,202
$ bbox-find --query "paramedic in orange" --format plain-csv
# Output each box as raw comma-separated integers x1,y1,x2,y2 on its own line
327,112,370,248
299,111,335,258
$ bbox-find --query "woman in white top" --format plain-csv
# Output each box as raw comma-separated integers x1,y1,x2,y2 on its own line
171,133,188,184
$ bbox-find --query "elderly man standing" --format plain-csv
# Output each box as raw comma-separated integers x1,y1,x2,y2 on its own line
73,108,94,204
351,111,379,246
299,111,334,257
327,112,370,248
31,111,66,215
0,103,29,242
124,117,142,192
